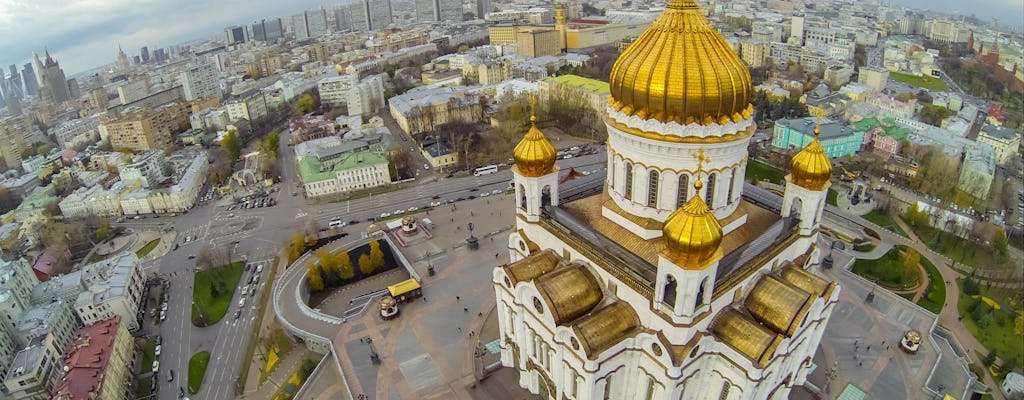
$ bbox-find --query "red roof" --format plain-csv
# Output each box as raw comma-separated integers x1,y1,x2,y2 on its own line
52,317,123,400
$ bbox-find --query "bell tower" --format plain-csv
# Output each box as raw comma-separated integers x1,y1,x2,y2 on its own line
511,96,560,224
782,111,832,236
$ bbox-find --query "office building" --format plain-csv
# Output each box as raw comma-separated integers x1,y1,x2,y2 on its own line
225,25,247,45
119,151,169,188
2,335,63,400
346,0,392,31
180,63,221,101
38,51,70,105
99,104,190,152
476,0,492,18
293,9,329,40
140,46,150,63
115,79,150,105
496,3,838,399
416,0,463,23
0,115,31,169
252,19,285,42
977,124,1022,165
21,64,38,97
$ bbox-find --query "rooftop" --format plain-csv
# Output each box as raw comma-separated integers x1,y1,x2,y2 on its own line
52,317,124,400
298,150,389,184
777,117,857,140
980,123,1020,140
851,117,913,141
543,74,610,95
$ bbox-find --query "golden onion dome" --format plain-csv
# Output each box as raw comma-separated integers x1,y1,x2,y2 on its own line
791,123,833,191
662,179,723,269
608,0,754,125
513,114,558,177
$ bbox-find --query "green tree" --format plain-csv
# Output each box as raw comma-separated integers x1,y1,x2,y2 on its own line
358,254,373,275
262,131,280,157
316,248,338,283
35,143,51,157
919,104,953,127
221,129,242,162
369,240,385,271
286,233,307,264
335,250,354,280
307,265,325,292
902,248,920,284
993,227,1009,256
296,94,315,114
983,349,998,366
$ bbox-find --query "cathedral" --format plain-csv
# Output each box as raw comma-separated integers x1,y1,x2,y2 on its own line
492,1,840,399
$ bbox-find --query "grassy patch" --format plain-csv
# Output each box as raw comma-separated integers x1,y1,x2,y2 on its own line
135,238,161,258
916,256,946,314
259,328,297,385
853,242,876,252
745,159,786,185
188,351,211,395
134,376,152,399
863,227,880,240
852,245,920,289
238,257,284,396
826,189,838,206
891,71,949,91
140,338,157,374
862,209,908,238
902,217,1005,268
956,279,1024,365
273,359,318,400
191,261,245,327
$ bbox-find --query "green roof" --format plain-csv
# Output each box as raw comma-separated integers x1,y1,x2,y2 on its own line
545,74,610,95
852,117,911,140
298,151,389,184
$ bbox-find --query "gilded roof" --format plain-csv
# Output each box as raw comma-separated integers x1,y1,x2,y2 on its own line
744,274,813,337
790,138,832,191
661,180,723,269
710,308,784,367
535,262,604,325
513,116,558,177
572,301,640,360
608,0,754,126
503,249,560,285
779,263,830,297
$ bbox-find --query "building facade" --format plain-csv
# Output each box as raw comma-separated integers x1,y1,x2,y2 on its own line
388,87,482,136
299,150,390,198
2,335,63,400
495,3,838,400
773,117,863,158
976,124,1021,165
180,63,221,101
52,316,134,400
99,104,189,152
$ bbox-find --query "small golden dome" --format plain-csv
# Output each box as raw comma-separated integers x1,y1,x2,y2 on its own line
572,301,640,360
608,0,754,125
513,113,557,178
661,178,723,269
744,274,813,337
791,120,833,191
535,262,604,325
710,308,784,367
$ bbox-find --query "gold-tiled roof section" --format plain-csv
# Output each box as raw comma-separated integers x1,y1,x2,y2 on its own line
536,262,604,325
572,301,640,360
778,263,830,297
608,0,753,125
503,249,560,285
710,308,783,368
744,274,813,337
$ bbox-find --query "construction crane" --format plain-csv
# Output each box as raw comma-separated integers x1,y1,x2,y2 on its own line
840,166,859,182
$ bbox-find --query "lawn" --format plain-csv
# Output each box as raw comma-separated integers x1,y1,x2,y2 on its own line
956,279,1024,365
135,238,161,258
861,209,908,238
826,189,838,206
851,245,921,289
273,359,318,400
140,338,156,374
191,261,245,327
188,351,211,395
745,159,786,185
916,255,946,314
890,71,949,91
134,376,152,400
902,217,1004,268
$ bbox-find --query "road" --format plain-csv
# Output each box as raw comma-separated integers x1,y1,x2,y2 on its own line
124,127,606,400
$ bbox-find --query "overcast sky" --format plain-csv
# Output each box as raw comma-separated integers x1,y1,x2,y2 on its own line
0,0,1021,77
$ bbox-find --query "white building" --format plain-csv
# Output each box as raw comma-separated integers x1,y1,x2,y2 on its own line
180,63,221,101
225,90,269,122
119,188,153,216
148,150,208,213
347,74,386,117
115,79,150,105
495,3,839,400
72,253,145,331
317,74,358,107
274,72,317,102
13,301,77,349
2,334,63,400
119,150,168,188
297,140,391,198
52,118,98,149
977,124,1022,165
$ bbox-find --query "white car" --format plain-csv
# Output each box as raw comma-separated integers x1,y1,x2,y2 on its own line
159,310,166,321
255,264,263,274
240,286,249,296
238,298,246,307
161,303,168,312
408,207,418,212
380,212,391,219
152,361,159,373
492,189,502,195
155,345,161,356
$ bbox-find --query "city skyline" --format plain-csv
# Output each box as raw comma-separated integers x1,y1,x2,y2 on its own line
0,0,1022,77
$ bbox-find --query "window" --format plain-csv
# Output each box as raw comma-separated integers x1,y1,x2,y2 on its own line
662,275,677,308
647,170,659,207
705,173,716,207
719,382,731,400
695,277,708,309
623,162,633,200
677,174,689,207
728,169,736,202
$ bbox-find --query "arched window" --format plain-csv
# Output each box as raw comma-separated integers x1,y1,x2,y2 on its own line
541,185,551,207
647,170,659,207
719,382,731,400
662,275,677,308
705,173,716,207
728,169,736,202
624,162,634,200
677,174,689,207
518,184,527,209
695,277,708,309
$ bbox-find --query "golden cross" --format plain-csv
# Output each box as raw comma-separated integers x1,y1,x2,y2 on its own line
692,147,708,178
814,109,824,136
527,95,537,122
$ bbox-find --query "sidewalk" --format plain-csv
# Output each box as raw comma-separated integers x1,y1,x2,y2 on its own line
243,252,292,397
247,349,317,400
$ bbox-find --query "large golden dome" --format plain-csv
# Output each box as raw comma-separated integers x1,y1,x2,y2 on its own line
661,179,723,269
790,125,832,191
608,0,754,125
513,115,558,177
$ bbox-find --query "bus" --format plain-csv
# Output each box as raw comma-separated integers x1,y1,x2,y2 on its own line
473,165,498,176
329,218,345,228
387,279,422,303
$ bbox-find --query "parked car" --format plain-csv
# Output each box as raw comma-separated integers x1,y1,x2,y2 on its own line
168,370,174,382
155,345,161,356
152,361,159,373
234,310,241,320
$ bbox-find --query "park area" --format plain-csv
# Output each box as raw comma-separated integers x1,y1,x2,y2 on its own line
191,261,245,327
861,209,908,238
890,71,949,91
745,159,786,185
188,351,211,395
956,278,1024,376
135,238,161,258
852,245,921,290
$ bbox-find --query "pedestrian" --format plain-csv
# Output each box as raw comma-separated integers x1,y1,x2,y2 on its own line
423,296,427,302
470,331,475,337
456,296,460,301
867,346,871,352
495,253,499,258
478,312,482,317
458,327,462,332
464,308,468,312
